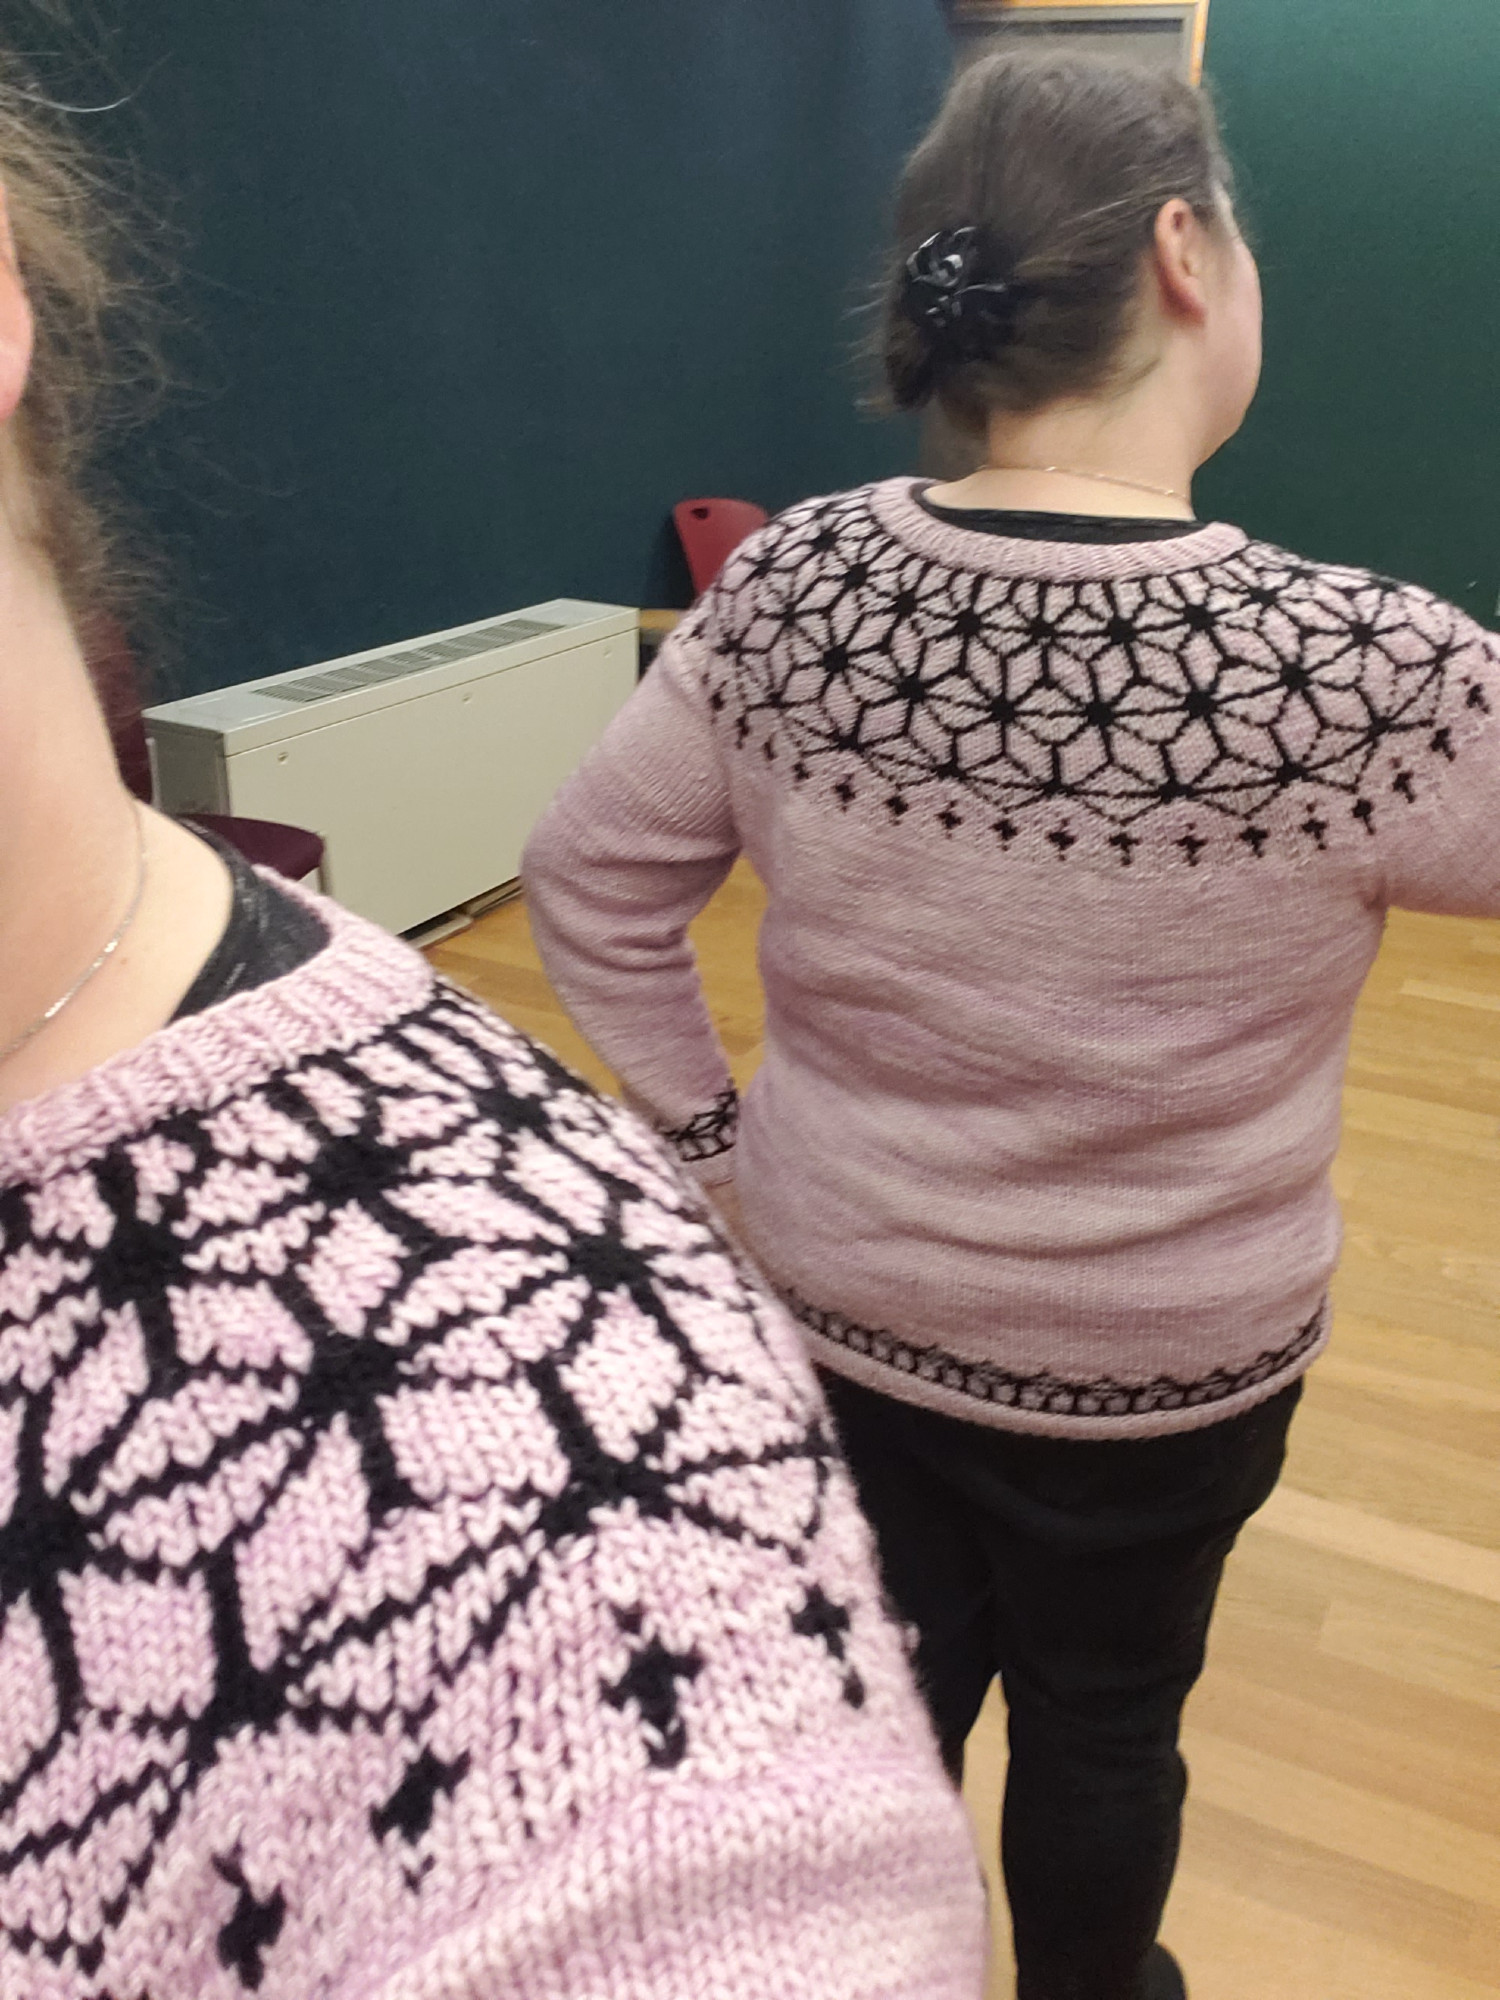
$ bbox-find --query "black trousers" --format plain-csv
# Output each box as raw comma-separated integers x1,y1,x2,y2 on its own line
821,1370,1302,2000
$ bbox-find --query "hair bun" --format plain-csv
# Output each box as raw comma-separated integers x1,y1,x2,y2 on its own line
901,227,1025,361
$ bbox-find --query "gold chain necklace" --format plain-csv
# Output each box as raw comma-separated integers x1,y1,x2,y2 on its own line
986,463,1191,507
0,807,148,1067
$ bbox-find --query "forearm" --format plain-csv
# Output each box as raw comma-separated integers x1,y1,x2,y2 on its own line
523,632,743,1180
526,785,739,1161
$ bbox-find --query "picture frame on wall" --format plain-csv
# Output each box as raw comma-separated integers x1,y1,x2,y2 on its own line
949,1,1211,85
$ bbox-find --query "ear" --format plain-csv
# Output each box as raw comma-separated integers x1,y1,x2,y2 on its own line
0,187,35,425
1151,197,1214,326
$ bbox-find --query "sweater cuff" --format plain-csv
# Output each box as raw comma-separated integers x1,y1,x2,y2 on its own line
656,1085,740,1187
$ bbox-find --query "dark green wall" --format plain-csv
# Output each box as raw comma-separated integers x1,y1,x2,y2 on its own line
54,0,1500,692
1198,0,1499,624
99,2,951,694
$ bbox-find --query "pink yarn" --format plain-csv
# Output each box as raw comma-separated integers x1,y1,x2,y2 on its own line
524,478,1500,1438
0,896,985,1997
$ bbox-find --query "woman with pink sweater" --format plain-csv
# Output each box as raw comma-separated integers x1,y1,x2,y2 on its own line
524,51,1500,2000
0,44,985,2000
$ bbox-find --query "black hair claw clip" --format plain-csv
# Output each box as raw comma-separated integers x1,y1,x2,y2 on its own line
902,227,1024,357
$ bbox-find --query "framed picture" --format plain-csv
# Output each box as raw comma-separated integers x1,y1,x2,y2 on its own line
949,2,1212,86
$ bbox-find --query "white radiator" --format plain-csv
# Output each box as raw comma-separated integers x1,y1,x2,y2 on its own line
145,598,637,934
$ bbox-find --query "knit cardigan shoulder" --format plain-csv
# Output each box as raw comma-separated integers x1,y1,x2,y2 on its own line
0,886,984,2000
523,478,1500,1439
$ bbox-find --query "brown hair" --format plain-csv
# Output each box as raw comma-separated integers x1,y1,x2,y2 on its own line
882,50,1233,433
0,34,157,636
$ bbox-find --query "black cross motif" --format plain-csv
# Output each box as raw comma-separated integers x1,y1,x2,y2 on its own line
791,1584,851,1659
605,1636,705,1770
215,1859,287,1992
790,1586,867,1710
371,1748,472,1844
705,491,1485,869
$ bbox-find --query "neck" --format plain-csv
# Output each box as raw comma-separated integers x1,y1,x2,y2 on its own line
0,545,233,1112
934,370,1204,522
0,552,138,1023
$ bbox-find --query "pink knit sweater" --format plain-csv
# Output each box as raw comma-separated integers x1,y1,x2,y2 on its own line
524,478,1500,1438
0,887,985,1998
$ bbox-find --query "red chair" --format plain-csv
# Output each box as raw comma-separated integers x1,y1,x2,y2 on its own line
672,498,769,598
87,617,326,885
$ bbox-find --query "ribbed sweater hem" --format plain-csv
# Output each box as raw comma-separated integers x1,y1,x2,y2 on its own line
796,1293,1330,1440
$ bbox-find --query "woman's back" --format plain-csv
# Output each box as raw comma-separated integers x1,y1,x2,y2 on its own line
524,45,1500,2000
524,478,1500,1435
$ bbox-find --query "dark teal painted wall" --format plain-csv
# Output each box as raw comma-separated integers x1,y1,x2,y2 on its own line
1198,0,1499,624
65,0,1500,690
102,2,951,693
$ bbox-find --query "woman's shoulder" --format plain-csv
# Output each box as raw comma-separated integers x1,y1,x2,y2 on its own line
0,909,822,1425
1226,539,1500,755
710,482,895,593
0,920,981,1996
1234,536,1498,652
0,895,692,1225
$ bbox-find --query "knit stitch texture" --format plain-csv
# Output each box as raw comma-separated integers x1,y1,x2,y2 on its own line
523,478,1500,1438
0,887,985,1999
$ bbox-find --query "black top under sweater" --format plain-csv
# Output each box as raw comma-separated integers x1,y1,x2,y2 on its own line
915,494,1195,543
172,835,327,1022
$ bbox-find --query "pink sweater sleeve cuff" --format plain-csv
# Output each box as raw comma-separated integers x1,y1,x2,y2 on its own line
628,1083,740,1187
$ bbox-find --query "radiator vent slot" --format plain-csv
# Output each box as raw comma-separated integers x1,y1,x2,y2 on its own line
265,616,566,705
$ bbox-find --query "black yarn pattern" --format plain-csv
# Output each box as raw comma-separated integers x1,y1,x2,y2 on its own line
705,491,1494,869
0,987,865,1993
659,1086,740,1165
788,1289,1327,1421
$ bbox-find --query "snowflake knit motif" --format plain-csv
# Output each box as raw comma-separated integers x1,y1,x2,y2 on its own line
0,956,972,2000
704,487,1493,870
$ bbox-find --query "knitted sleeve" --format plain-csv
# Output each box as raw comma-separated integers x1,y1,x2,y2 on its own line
1377,603,1500,916
0,982,987,2000
523,596,745,1185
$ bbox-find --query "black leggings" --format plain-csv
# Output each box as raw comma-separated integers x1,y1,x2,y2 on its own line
821,1371,1302,2000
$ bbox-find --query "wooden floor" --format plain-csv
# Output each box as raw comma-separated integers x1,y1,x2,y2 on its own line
429,872,1500,1999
